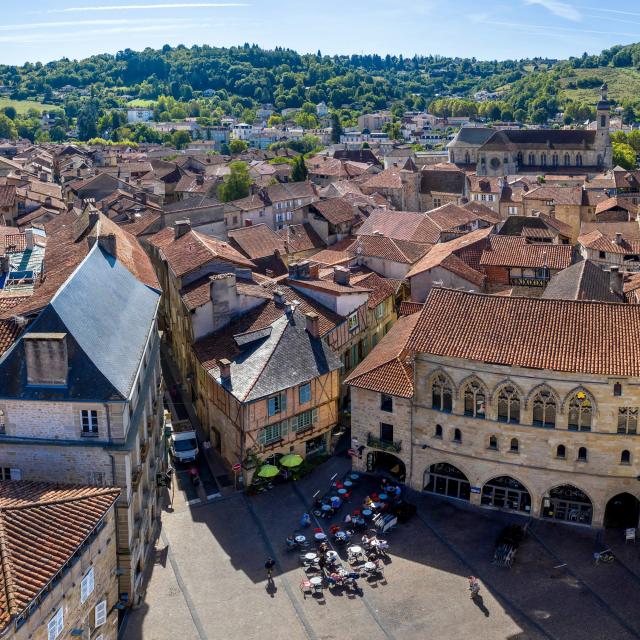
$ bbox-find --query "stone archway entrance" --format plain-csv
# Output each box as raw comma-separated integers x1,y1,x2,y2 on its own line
423,463,470,501
542,485,592,525
366,451,406,482
604,493,640,529
481,476,531,513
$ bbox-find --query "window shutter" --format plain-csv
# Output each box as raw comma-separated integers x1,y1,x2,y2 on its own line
257,429,266,446
289,415,298,433
311,408,318,423
80,567,94,603
280,419,288,436
280,393,287,413
267,397,275,416
95,600,107,627
47,616,57,640
9,468,21,480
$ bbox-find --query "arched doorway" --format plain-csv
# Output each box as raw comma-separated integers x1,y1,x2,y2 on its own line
542,485,592,525
366,451,406,482
481,476,531,513
604,493,640,529
424,463,470,501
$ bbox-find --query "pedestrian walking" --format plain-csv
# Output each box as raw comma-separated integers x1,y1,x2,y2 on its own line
265,557,276,582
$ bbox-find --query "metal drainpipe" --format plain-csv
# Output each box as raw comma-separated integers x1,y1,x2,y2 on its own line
408,358,415,489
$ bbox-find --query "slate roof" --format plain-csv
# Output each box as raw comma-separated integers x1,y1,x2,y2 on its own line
0,482,119,633
345,312,419,398
480,236,574,270
409,287,640,376
420,168,466,195
542,259,622,302
448,127,496,146
194,308,341,402
0,244,160,401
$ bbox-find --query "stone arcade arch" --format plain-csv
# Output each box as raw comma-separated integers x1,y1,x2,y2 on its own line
423,463,471,501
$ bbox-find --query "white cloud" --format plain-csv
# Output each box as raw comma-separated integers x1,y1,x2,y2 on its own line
49,2,248,12
524,0,582,22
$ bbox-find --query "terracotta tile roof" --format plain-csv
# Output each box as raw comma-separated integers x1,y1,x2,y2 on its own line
355,235,430,265
345,312,419,398
480,235,573,270
158,229,255,278
0,319,22,356
349,272,402,308
523,185,583,206
613,169,640,190
308,248,354,267
228,193,266,211
595,196,637,216
536,212,574,238
577,229,640,255
426,202,494,231
0,185,16,208
408,287,640,376
357,210,440,244
580,221,640,241
468,175,502,193
406,228,492,279
181,274,270,311
117,211,161,237
310,198,357,225
278,223,325,254
399,301,423,316
361,168,403,191
0,482,119,632
288,277,371,296
228,224,286,260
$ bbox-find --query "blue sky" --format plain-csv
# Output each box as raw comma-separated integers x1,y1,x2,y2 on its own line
2,0,640,65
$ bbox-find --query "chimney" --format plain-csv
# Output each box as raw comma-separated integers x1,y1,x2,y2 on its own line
209,273,237,332
305,312,320,338
174,219,191,240
273,288,286,306
98,233,117,257
615,232,623,245
24,228,34,250
196,175,204,185
309,263,320,279
333,265,350,286
24,333,68,386
218,358,231,380
610,266,623,296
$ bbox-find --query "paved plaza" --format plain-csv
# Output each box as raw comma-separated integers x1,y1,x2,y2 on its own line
123,456,640,640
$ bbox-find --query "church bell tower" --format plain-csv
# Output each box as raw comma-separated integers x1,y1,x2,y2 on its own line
595,83,612,168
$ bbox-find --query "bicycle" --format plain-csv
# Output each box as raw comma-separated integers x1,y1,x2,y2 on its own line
594,549,614,565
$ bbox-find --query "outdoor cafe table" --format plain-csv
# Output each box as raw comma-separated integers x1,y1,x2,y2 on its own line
337,488,348,496
379,493,388,501
295,535,306,544
350,473,360,481
305,552,318,562
335,531,347,541
348,545,363,556
326,550,339,561
362,509,373,518
364,561,376,571
315,532,327,541
322,504,332,513
310,576,323,586
343,480,353,488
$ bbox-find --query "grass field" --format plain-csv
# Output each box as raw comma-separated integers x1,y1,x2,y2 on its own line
0,98,47,114
559,67,640,103
126,99,156,107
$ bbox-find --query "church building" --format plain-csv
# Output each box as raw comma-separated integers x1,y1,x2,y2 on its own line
447,84,613,176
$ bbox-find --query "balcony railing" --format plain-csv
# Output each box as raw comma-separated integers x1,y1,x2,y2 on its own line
508,275,549,287
367,433,402,453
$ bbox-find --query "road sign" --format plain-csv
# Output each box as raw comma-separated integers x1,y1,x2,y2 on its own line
232,463,241,472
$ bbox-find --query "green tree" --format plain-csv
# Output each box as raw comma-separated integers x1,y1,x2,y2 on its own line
613,142,637,170
0,114,18,139
49,125,67,142
330,112,343,144
218,161,251,202
294,111,318,129
77,101,99,140
2,106,16,120
170,130,192,149
229,139,249,154
268,114,283,126
290,155,308,182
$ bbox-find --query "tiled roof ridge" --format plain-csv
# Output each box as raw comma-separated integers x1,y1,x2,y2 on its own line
0,486,120,511
0,517,17,621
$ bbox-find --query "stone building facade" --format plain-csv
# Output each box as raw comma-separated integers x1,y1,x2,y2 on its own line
348,289,640,530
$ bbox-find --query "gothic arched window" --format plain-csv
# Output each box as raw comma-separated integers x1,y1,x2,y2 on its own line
432,374,453,412
552,153,558,167
568,391,592,432
497,385,520,423
532,389,556,428
564,153,570,166
463,381,486,418
576,153,583,167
